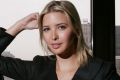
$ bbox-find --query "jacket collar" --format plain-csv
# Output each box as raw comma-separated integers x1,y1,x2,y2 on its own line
72,57,104,80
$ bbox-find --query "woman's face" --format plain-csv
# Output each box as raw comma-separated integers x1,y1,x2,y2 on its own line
42,12,73,55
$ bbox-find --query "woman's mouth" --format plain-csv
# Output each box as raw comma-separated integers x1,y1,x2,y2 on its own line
51,43,62,49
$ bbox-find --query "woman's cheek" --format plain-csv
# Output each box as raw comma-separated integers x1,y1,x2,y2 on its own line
59,30,72,42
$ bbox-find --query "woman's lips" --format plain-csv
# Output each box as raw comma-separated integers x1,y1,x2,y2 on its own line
51,43,62,49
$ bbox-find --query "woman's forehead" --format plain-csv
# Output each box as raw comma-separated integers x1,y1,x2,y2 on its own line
42,12,71,26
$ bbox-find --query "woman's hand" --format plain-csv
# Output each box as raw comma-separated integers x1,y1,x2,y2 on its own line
16,13,39,30
6,13,39,36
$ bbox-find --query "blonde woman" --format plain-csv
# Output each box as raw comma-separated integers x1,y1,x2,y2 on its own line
0,1,119,80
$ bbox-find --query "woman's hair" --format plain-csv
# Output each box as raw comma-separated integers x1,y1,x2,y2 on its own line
38,0,92,65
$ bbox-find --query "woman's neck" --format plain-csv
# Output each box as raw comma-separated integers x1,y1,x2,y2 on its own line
56,53,80,72
56,53,80,80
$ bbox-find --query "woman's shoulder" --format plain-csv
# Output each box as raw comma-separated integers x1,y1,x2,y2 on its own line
89,57,114,69
85,57,120,79
75,57,120,80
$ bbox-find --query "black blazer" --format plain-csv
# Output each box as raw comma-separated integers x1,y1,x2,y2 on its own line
0,74,4,80
0,27,120,80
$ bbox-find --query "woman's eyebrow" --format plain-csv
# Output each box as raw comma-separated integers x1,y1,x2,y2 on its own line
43,23,67,27
42,25,49,28
55,23,67,26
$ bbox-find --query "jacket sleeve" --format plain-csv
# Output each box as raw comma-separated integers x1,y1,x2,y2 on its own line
0,27,36,80
0,55,47,80
0,56,33,80
0,27,14,54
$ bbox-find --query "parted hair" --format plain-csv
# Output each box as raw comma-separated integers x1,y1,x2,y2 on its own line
38,0,92,65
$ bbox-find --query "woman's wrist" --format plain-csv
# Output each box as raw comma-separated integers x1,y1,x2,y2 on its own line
5,22,25,36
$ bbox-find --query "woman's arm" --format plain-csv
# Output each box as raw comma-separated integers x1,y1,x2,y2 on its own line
6,13,39,36
0,27,14,54
0,13,39,80
0,13,39,54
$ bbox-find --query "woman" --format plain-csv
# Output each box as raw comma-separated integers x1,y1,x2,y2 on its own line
0,1,119,80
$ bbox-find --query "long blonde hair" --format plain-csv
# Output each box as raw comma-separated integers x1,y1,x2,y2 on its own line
38,1,92,65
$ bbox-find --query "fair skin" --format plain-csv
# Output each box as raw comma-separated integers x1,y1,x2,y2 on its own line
6,13,39,36
42,12,80,80
6,12,79,80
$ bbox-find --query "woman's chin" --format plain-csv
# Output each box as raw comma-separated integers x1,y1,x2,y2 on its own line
50,49,64,55
51,51,62,55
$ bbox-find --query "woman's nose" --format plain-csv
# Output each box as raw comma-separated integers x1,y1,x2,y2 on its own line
52,31,58,41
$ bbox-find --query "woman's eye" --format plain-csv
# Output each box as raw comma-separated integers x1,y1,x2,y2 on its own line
43,28,50,32
58,26,66,30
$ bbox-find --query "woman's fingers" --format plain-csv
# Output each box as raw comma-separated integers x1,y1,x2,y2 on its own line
5,13,39,36
18,13,39,30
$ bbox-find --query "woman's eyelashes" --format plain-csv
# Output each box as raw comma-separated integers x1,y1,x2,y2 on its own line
58,25,66,30
42,25,67,32
43,27,50,32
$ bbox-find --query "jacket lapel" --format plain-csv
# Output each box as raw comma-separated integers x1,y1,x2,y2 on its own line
72,57,104,80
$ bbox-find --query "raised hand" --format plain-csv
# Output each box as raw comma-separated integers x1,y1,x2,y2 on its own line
16,13,39,30
6,13,39,36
